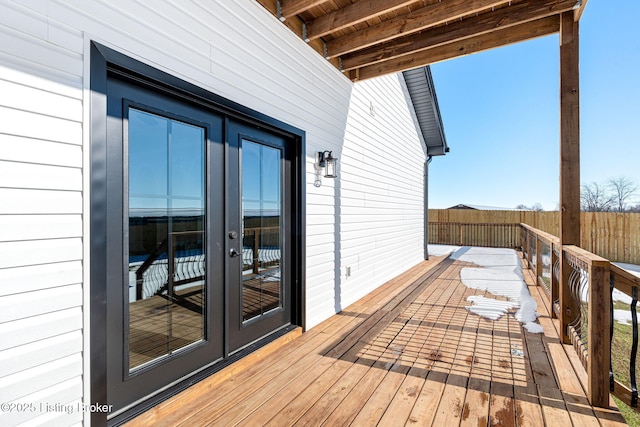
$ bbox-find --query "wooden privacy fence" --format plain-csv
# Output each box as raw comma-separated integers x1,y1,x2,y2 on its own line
429,209,560,233
429,209,640,265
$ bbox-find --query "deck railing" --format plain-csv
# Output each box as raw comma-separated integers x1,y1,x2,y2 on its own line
134,231,205,300
242,226,281,274
134,227,281,300
428,222,520,248
429,221,639,410
521,224,560,317
610,263,640,407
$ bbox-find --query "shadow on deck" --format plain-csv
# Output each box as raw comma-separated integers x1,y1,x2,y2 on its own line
126,252,628,426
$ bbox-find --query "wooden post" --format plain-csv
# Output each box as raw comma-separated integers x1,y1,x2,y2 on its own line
559,11,581,344
588,259,611,407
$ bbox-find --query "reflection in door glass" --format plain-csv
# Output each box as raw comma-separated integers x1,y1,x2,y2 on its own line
242,140,282,322
127,108,206,371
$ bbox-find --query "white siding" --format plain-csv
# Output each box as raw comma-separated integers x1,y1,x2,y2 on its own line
305,75,427,327
0,1,85,424
0,0,428,424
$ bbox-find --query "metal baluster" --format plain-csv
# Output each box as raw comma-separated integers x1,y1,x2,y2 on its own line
579,266,589,346
553,246,560,308
567,261,581,337
631,286,638,406
530,232,535,269
543,242,551,295
610,273,615,392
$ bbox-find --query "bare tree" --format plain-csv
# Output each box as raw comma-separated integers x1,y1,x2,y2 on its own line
532,202,544,211
608,176,637,212
515,203,544,211
581,182,614,212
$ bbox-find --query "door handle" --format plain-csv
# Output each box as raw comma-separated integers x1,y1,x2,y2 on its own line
229,248,241,258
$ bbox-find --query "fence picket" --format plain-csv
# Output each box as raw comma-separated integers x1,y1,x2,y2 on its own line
429,209,640,265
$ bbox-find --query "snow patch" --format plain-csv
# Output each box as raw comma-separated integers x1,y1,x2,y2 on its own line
610,263,640,326
515,286,539,323
451,246,521,268
614,309,640,325
427,244,461,257
454,246,543,333
523,322,545,333
436,248,640,328
613,288,633,305
614,262,640,279
465,295,517,320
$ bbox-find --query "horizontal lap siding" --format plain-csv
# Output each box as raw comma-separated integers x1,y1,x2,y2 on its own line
342,76,425,306
305,74,426,327
0,0,425,421
0,1,85,425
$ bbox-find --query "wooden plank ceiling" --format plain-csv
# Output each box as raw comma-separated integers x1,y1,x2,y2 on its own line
256,0,587,81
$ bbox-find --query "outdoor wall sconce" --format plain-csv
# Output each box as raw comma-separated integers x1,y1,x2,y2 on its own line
314,150,338,187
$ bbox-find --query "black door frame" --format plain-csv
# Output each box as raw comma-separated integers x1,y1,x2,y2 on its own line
90,42,306,426
226,120,293,353
105,77,227,413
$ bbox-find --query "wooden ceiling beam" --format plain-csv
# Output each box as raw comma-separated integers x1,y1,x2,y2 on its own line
326,0,512,58
353,16,560,81
254,0,340,67
305,0,421,41
341,0,578,71
280,0,328,20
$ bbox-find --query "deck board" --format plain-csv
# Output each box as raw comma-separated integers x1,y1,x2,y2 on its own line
125,252,628,427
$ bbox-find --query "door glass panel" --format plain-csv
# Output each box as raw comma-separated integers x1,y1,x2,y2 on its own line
242,140,282,322
127,108,206,371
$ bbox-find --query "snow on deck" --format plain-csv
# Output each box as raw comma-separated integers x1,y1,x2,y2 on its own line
428,244,544,333
612,263,640,324
429,246,640,327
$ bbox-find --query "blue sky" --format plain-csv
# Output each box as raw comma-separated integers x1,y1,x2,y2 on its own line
429,0,640,210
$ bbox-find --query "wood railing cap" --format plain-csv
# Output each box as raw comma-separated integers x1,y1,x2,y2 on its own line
610,263,640,287
519,223,560,244
562,244,609,265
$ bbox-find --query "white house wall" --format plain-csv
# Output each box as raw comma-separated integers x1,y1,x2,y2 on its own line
305,75,427,328
0,0,427,425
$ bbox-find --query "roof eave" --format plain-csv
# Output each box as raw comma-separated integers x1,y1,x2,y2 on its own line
402,66,449,157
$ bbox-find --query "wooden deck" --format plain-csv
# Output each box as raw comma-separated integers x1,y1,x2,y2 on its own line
126,253,628,426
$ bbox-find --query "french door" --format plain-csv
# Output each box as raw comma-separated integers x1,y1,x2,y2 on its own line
103,75,294,416
227,120,292,352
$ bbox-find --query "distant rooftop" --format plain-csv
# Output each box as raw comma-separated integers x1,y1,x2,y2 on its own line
447,204,522,211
